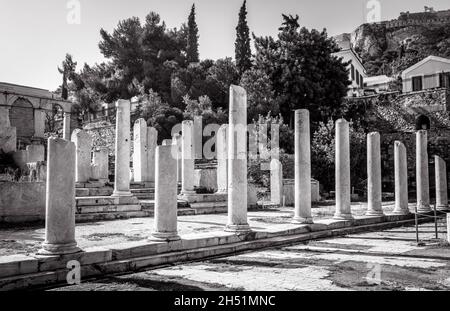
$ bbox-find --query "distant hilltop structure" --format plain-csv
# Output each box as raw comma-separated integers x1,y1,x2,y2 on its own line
377,7,450,30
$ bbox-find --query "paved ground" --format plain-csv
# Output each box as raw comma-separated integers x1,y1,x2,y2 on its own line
0,202,406,256
53,222,450,291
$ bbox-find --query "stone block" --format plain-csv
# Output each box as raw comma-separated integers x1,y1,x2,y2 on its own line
0,254,39,278
0,127,16,153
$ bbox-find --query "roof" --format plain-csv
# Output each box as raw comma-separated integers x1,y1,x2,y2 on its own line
332,48,367,75
401,55,450,78
365,75,394,86
0,81,69,103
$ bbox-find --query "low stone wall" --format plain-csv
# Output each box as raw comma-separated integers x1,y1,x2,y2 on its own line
0,181,45,223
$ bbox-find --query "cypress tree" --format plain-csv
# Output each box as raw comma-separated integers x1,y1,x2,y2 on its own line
235,0,252,75
187,4,199,63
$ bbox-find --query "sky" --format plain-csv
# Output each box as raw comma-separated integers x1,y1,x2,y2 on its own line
0,0,449,91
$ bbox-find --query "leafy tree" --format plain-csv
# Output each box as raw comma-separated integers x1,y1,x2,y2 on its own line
187,4,200,63
58,54,77,100
205,58,240,110
240,68,278,122
254,14,350,126
235,0,252,76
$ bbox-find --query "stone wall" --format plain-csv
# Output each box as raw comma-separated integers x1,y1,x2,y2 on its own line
0,181,45,223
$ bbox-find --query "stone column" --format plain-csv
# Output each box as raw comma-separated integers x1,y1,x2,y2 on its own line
93,148,109,183
33,109,46,138
151,145,180,241
0,105,17,153
133,119,148,183
216,124,228,194
225,85,250,233
39,138,80,255
162,139,172,146
173,133,182,183
71,129,93,183
147,127,158,183
366,132,384,216
334,119,353,220
181,120,196,195
193,115,203,160
63,112,72,140
112,100,132,197
416,130,431,212
292,110,313,223
435,155,448,210
393,141,410,215
270,159,283,206
271,123,280,162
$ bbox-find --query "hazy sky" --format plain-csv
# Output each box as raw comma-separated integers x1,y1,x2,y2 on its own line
0,0,448,91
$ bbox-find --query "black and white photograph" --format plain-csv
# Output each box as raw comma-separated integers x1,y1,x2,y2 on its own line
1,0,450,299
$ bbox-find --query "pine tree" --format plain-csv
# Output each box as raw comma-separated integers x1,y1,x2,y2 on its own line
235,0,252,75
187,4,199,63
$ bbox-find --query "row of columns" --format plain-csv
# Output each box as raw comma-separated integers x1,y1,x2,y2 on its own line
38,88,449,255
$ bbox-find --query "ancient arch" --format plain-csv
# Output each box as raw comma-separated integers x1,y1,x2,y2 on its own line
415,114,431,130
9,98,34,144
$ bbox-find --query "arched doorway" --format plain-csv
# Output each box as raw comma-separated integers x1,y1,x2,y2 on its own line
45,104,64,137
415,115,431,131
9,98,34,147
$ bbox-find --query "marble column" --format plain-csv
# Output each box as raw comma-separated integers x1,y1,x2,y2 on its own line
93,148,109,183
71,129,93,183
147,127,158,183
271,123,280,162
366,132,384,216
181,120,196,195
33,109,46,138
334,118,353,220
63,112,71,140
133,119,148,183
435,155,448,210
173,133,182,183
39,138,80,255
112,100,132,197
393,141,410,215
293,109,313,224
151,145,180,241
193,115,203,160
416,130,431,213
270,159,283,206
216,124,228,194
225,85,250,233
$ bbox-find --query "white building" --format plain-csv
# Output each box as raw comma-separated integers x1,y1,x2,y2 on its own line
364,75,394,93
401,55,450,93
333,47,368,97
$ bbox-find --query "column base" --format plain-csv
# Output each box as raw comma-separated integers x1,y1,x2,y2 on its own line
365,210,385,217
225,223,251,233
292,216,313,224
333,213,354,220
436,204,449,211
417,205,432,213
391,209,411,216
150,232,181,242
111,191,133,197
38,242,81,256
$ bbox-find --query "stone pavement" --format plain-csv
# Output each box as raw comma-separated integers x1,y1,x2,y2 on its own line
54,222,450,291
0,202,420,257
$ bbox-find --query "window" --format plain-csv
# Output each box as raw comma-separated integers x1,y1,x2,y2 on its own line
355,69,360,85
360,75,364,88
351,64,355,81
412,76,423,91
439,72,450,88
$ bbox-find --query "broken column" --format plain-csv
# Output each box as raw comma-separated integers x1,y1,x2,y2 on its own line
63,112,71,140
147,127,158,184
225,85,250,233
416,130,431,213
180,120,196,196
393,141,410,215
334,118,353,220
112,99,132,197
366,132,384,216
435,155,448,210
133,119,148,183
193,115,203,160
151,145,180,241
216,124,228,194
93,148,109,183
39,138,80,255
293,109,313,224
270,159,283,206
71,129,93,184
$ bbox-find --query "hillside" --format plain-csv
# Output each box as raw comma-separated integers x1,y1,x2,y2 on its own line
335,9,450,77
